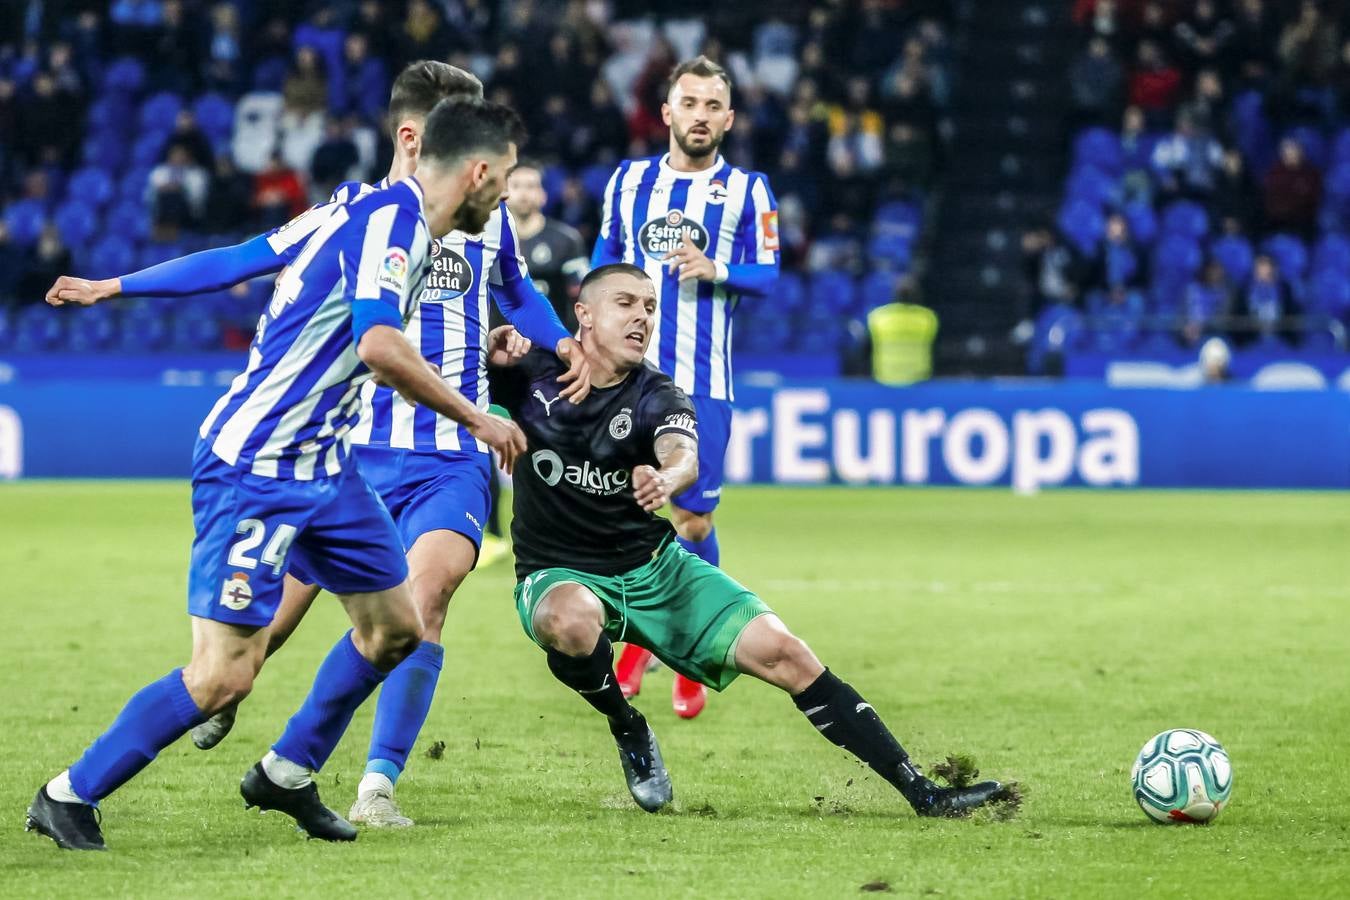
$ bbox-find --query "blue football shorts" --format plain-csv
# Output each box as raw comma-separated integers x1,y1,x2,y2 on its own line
673,395,732,515
187,440,409,628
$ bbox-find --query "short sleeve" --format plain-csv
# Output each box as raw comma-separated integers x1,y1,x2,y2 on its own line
342,204,422,314
639,378,698,445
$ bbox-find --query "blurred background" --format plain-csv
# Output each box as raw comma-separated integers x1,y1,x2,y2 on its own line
0,0,1347,486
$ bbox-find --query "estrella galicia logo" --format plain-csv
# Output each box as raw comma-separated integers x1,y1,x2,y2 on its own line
638,209,708,256
422,240,475,302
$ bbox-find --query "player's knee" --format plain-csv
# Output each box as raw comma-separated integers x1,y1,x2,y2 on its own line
184,659,256,715
533,596,601,655
676,513,714,543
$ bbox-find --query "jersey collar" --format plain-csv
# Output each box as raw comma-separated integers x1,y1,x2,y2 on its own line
403,176,426,219
658,153,725,180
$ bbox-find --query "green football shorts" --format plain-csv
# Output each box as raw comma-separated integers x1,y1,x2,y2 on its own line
514,538,772,691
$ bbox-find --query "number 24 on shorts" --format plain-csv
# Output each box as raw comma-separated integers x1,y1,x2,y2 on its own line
228,519,297,575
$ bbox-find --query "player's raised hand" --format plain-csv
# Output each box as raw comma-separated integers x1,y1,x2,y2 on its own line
554,337,592,404
471,414,527,474
632,464,674,512
45,276,121,307
663,227,716,283
486,325,532,367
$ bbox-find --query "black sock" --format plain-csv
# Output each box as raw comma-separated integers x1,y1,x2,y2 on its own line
486,467,502,538
793,669,931,805
547,635,643,732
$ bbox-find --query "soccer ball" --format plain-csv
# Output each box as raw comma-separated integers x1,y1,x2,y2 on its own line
1130,729,1233,824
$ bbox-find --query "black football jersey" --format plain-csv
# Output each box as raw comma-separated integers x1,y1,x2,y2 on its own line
490,349,698,579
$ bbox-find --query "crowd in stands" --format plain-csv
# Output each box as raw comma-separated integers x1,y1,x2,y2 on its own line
0,0,953,359
1032,0,1350,370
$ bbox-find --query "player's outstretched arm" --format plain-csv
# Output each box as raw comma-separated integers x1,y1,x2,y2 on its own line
633,433,698,512
358,323,527,472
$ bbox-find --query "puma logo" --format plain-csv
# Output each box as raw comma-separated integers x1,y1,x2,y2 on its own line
533,389,562,416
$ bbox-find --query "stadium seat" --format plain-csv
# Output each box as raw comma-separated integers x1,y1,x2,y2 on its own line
1056,199,1105,256
65,304,117,352
1072,127,1124,176
1332,127,1350,166
0,306,11,351
3,199,47,247
86,235,137,280
118,301,170,352
1065,165,1120,208
139,91,185,132
117,166,153,202
1159,201,1210,241
1312,233,1350,274
53,201,99,248
11,304,64,352
581,163,615,202
232,92,284,173
1284,126,1328,170
775,271,807,312
1307,269,1350,317
105,201,152,242
136,238,188,271
130,131,171,168
66,166,116,209
86,96,133,133
873,200,922,240
103,56,147,94
1210,234,1254,285
866,232,912,271
1122,201,1158,247
169,310,223,351
81,133,130,173
1261,233,1309,281
858,271,900,313
1151,237,1203,281
809,270,859,314
193,93,236,143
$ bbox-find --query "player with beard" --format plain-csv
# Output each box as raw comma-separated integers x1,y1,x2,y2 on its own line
592,57,780,717
488,264,1015,820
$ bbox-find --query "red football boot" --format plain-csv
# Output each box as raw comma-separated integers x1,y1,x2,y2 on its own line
672,674,707,719
615,644,652,699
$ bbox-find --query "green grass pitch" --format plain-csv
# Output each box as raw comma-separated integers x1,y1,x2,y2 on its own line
1,483,1348,897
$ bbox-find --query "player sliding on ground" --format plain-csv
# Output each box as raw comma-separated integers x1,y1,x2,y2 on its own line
490,263,1013,818
26,98,527,851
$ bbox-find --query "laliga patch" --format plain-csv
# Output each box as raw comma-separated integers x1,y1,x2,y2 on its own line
638,209,709,256
761,211,780,252
220,572,253,611
609,409,633,440
377,247,410,294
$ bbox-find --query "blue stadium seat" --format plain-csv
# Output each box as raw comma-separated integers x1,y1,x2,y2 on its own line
139,91,185,132
1307,269,1350,317
103,56,147,94
541,166,567,215
866,232,912,271
1136,330,1181,354
1261,233,1309,281
809,270,858,314
873,200,922,239
11,305,64,352
581,163,615,202
1332,127,1350,166
104,202,152,242
1065,165,1120,208
65,304,117,352
1159,200,1210,241
1210,234,1254,285
86,235,137,280
118,301,170,352
53,201,99,248
1151,237,1204,280
81,133,130,172
1056,199,1105,255
774,271,807,311
3,199,47,247
0,307,12,351
130,131,171,168
858,271,900,312
1072,127,1124,176
193,93,236,143
67,166,116,209
137,239,188,271
1027,302,1084,374
1122,201,1158,247
170,310,223,352
1312,233,1350,274
1284,126,1328,170
118,166,153,202
86,96,133,132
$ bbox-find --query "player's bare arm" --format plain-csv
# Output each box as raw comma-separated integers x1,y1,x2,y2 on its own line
634,432,698,512
45,276,122,307
359,324,526,472
487,325,533,367
663,226,717,283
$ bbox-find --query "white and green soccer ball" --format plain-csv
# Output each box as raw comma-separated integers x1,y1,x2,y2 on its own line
1131,729,1233,824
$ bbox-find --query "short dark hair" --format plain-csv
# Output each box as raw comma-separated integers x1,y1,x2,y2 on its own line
580,263,650,300
420,97,525,166
386,61,484,140
667,55,732,97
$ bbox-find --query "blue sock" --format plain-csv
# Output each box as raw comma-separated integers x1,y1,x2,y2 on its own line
678,528,719,566
366,641,444,784
68,668,204,804
272,630,389,772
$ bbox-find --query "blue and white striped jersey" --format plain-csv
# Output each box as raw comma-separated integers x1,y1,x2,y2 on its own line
592,154,780,401
349,202,535,454
198,178,431,480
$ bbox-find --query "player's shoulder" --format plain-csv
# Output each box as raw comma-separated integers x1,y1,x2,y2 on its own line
613,156,663,183
633,360,690,402
329,180,376,205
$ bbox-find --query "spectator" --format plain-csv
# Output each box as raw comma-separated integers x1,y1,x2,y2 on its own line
1262,137,1322,237
15,224,71,304
145,0,203,96
1228,0,1278,86
1174,0,1235,71
351,0,393,63
553,175,598,248
399,0,450,67
0,222,27,302
1119,105,1155,201
309,117,360,199
252,151,307,229
1128,40,1183,119
202,152,253,235
168,110,216,171
1245,253,1289,337
337,33,388,126
1087,213,1140,290
204,1,243,93
16,72,76,166
1069,36,1125,129
1089,283,1145,351
1277,0,1340,92
570,80,627,165
283,46,328,119
1213,149,1260,233
1178,69,1227,139
148,141,209,228
1151,112,1225,202
249,17,292,93
1183,260,1235,345
1022,227,1083,314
